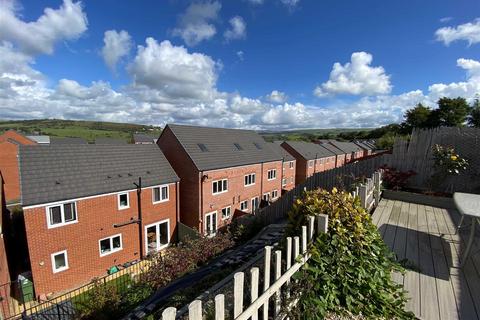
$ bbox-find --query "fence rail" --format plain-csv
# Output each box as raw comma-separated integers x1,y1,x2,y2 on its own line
252,155,387,226
161,214,329,320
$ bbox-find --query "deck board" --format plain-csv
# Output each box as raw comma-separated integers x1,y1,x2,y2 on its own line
372,199,480,320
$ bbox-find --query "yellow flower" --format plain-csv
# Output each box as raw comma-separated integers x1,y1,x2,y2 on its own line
451,155,458,161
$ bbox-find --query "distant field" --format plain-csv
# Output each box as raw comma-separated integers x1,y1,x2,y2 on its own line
261,128,373,142
0,119,162,143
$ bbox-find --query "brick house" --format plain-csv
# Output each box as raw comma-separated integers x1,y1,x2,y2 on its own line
269,143,296,192
157,124,283,236
280,141,336,184
317,143,346,168
328,141,364,163
0,131,36,206
354,140,373,157
0,174,12,318
19,145,179,296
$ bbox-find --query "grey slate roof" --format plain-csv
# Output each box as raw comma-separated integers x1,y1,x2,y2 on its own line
19,145,179,206
50,137,87,145
319,143,346,156
268,142,295,161
95,138,127,145
281,141,335,160
133,134,157,144
354,141,372,151
164,124,282,171
328,141,363,154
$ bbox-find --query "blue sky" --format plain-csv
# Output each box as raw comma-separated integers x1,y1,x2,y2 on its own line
0,0,479,129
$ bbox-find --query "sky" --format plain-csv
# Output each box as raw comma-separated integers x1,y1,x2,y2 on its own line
0,0,479,130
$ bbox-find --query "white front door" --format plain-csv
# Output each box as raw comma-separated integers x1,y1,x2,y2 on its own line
205,211,217,236
145,219,170,255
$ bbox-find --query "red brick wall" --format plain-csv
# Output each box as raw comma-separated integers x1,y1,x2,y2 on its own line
200,161,282,233
0,131,36,204
157,127,201,231
280,160,296,192
335,154,346,167
23,184,177,296
0,176,11,318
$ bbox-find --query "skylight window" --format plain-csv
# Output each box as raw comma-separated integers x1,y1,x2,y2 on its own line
254,142,262,150
234,143,243,151
198,143,209,152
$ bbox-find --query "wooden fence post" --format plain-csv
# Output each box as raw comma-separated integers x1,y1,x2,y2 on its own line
215,294,224,320
188,300,202,320
317,214,328,234
263,246,271,319
293,236,300,261
301,226,307,255
359,184,367,209
274,250,282,317
308,216,315,241
162,307,176,320
234,272,245,317
286,237,292,299
250,268,259,320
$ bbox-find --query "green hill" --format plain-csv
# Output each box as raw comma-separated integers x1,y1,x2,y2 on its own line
0,119,162,143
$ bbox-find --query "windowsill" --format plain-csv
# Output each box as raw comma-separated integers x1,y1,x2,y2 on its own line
267,178,276,181
100,248,122,257
48,220,78,229
244,184,255,187
152,199,169,204
53,266,69,274
221,216,231,221
212,190,228,196
118,206,130,211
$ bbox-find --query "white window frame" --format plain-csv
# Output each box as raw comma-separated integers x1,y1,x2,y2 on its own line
263,193,270,202
212,179,228,195
240,200,248,211
144,219,170,254
289,161,294,169
272,190,279,199
251,197,259,212
308,160,314,168
46,202,78,229
244,173,256,187
99,234,123,257
282,178,287,186
267,169,277,180
152,184,169,204
221,206,232,220
205,211,217,237
117,192,130,210
51,250,69,273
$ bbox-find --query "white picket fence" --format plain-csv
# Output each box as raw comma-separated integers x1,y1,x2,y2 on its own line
160,214,329,320
352,169,383,212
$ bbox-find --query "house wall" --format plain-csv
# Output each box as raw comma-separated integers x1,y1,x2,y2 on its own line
280,160,296,192
201,161,282,233
280,143,308,185
0,132,36,205
335,154,346,167
0,175,11,319
157,127,201,231
23,183,177,296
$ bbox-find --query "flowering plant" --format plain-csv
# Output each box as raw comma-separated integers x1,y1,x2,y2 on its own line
432,144,468,175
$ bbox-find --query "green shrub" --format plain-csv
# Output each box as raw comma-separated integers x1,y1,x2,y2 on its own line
287,188,415,319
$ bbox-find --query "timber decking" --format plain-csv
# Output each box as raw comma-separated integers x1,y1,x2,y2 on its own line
372,199,480,320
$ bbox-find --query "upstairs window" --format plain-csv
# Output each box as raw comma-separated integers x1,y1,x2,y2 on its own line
221,206,231,219
153,185,169,203
308,160,314,168
51,250,68,273
212,179,228,194
99,234,123,257
244,173,256,186
267,169,277,180
118,193,129,210
289,161,294,169
47,202,77,228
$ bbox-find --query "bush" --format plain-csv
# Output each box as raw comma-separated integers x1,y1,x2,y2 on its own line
286,188,414,319
142,233,234,289
380,166,416,191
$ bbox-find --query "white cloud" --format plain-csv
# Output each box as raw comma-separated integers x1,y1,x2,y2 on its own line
314,52,392,97
246,0,264,5
435,18,480,46
172,1,221,46
101,30,132,72
266,90,287,103
280,0,300,8
439,17,453,23
237,50,244,61
224,16,246,41
0,0,87,55
128,38,219,100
